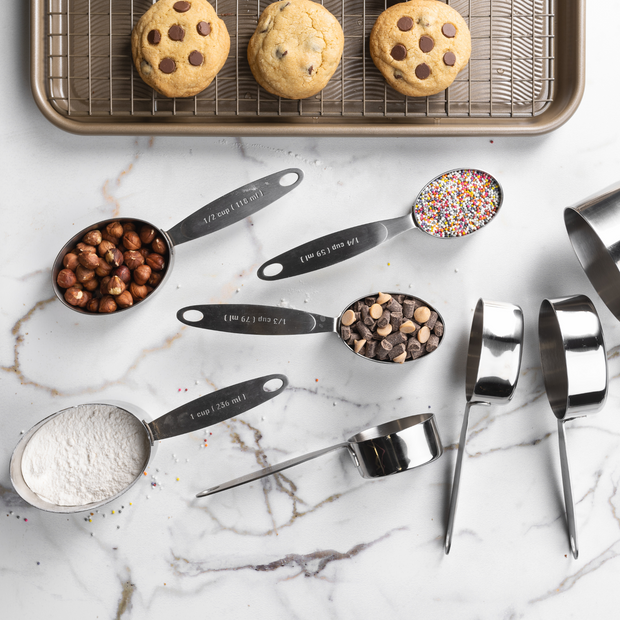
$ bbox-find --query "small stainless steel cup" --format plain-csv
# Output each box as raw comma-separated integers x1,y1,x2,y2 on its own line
564,181,620,320
538,294,608,558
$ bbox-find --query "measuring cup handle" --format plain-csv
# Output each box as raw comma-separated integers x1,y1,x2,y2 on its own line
165,169,303,246
176,304,336,334
257,215,412,280
558,419,579,559
146,374,288,442
196,443,346,497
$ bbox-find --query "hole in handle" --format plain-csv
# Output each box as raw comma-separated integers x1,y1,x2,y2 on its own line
180,309,204,324
279,171,301,187
260,262,284,278
262,377,284,393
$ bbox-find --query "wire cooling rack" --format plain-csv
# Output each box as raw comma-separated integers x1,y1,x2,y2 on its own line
32,0,584,135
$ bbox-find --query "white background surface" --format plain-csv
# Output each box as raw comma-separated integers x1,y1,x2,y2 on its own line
2,1,620,618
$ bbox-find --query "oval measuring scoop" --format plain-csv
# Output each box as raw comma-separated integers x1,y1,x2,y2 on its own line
258,168,502,280
444,299,524,555
52,169,303,315
177,291,445,365
197,413,443,497
538,295,608,559
10,374,288,513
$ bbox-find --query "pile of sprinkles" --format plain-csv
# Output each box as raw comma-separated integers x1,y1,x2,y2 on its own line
414,169,501,238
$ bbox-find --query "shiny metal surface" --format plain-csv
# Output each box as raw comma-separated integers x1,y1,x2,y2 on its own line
538,295,608,558
177,292,445,366
564,182,620,321
10,374,288,513
445,298,524,555
197,413,443,497
52,169,303,315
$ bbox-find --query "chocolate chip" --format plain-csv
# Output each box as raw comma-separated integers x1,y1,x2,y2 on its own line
415,63,431,79
188,51,203,66
168,25,185,41
443,51,456,66
397,16,413,31
390,44,407,61
147,30,161,45
442,23,457,38
419,36,434,53
173,1,191,12
275,48,288,59
280,1,290,9
308,65,313,74
159,58,176,74
197,21,211,36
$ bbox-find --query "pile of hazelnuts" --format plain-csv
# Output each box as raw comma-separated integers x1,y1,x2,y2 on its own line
56,220,167,313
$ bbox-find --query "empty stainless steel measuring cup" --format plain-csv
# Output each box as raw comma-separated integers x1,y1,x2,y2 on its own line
197,413,443,497
565,181,620,321
177,291,445,365
538,295,607,559
10,374,287,513
257,168,502,280
52,169,303,315
444,299,524,554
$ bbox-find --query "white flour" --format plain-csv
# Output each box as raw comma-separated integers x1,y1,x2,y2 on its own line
21,404,150,506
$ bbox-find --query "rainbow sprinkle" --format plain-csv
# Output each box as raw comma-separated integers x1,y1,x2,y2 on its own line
414,169,501,238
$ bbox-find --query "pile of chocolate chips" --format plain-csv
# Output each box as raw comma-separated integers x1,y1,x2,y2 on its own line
339,292,443,363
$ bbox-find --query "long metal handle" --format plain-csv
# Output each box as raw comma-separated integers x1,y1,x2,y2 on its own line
558,419,579,559
166,169,303,246
146,374,288,442
444,401,490,554
196,443,347,497
257,214,414,280
176,304,336,334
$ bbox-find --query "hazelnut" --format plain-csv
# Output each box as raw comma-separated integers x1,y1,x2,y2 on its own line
62,253,79,271
76,291,92,308
75,265,96,283
98,295,117,313
139,225,156,245
124,250,145,270
147,271,163,287
64,287,84,307
107,275,126,296
105,221,124,239
83,278,99,292
145,253,165,272
76,242,96,255
78,252,100,270
151,237,167,254
116,243,127,255
123,231,142,251
83,230,102,246
95,259,113,277
101,231,118,244
133,264,152,286
129,282,148,301
86,297,100,313
57,269,77,289
105,247,124,268
123,222,136,233
98,240,115,257
116,290,134,309
100,276,111,295
139,248,150,259
112,265,131,284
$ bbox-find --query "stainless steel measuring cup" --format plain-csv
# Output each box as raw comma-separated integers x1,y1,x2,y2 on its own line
176,291,445,365
10,374,287,513
564,181,620,321
257,168,502,280
52,169,303,315
196,413,443,497
538,295,607,559
444,299,524,554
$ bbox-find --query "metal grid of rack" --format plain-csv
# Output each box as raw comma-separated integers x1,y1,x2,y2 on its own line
43,0,554,120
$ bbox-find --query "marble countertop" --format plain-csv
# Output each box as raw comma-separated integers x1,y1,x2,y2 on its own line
3,2,620,619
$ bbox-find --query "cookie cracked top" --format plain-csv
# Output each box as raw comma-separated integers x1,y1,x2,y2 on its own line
370,0,471,98
247,0,344,100
132,0,230,98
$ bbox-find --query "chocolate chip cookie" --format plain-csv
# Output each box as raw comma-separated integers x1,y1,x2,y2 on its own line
132,0,230,98
370,0,471,98
247,0,344,100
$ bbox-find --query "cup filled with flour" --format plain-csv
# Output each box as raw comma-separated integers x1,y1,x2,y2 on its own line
10,374,287,513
